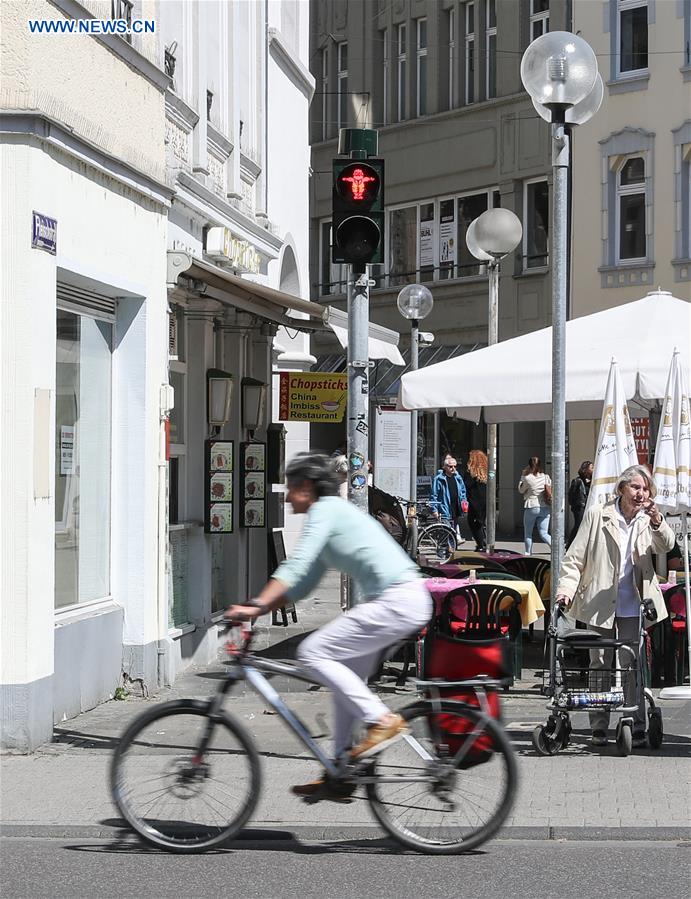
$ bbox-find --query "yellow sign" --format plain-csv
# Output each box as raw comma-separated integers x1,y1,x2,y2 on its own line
278,372,347,422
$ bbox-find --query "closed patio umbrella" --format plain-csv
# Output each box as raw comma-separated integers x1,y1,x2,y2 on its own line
653,350,691,700
586,358,638,510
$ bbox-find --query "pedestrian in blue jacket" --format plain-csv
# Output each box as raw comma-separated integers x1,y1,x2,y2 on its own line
430,455,468,538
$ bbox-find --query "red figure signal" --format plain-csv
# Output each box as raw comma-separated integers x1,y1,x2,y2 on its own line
340,167,376,201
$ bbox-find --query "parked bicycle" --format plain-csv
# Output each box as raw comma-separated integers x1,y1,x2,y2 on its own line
398,498,459,562
111,624,517,855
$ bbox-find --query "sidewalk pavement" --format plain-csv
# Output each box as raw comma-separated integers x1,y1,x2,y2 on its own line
2,552,690,844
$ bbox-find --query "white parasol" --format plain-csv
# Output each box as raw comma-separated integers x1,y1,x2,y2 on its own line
653,349,691,699
586,358,638,511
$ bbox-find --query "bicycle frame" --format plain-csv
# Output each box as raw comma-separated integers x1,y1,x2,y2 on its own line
204,645,499,783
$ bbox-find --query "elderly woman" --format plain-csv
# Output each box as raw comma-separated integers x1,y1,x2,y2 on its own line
556,464,674,748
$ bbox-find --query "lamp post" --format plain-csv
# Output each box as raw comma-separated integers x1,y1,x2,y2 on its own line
520,32,600,597
466,208,523,552
397,284,434,556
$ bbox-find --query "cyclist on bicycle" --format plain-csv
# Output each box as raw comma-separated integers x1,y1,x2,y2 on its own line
225,452,432,801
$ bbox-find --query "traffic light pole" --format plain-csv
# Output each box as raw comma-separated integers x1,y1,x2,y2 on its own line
346,268,370,607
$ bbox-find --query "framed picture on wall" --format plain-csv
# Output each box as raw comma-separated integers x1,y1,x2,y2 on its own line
240,442,266,528
204,439,234,534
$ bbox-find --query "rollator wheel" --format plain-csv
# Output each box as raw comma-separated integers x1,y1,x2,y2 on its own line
615,721,632,757
648,708,663,749
532,724,562,756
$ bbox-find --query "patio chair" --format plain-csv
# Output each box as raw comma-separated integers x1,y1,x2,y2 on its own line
500,556,551,642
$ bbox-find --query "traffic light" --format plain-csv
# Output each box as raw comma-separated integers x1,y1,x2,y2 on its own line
332,158,385,267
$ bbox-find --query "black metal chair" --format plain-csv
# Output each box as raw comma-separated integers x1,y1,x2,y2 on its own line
500,556,551,642
439,583,523,682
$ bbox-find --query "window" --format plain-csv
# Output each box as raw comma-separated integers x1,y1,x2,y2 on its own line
465,3,475,104
168,305,187,526
616,156,646,261
55,309,112,608
111,0,133,43
419,202,435,281
416,18,427,116
673,124,691,281
448,7,456,109
530,0,549,41
383,29,390,124
389,206,417,285
486,0,496,99
337,42,348,129
618,0,648,76
457,191,498,277
322,47,329,140
397,23,407,121
523,180,549,269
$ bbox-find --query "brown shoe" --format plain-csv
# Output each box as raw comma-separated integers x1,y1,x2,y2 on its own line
290,776,356,802
350,713,408,759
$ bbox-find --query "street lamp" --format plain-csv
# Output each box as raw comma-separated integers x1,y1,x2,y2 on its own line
466,208,522,552
397,283,434,556
521,31,600,597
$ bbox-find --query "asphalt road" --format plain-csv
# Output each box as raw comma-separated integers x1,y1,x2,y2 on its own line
3,837,689,899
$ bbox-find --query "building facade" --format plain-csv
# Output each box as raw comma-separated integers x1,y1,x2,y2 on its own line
1,0,316,751
568,0,691,472
308,0,572,530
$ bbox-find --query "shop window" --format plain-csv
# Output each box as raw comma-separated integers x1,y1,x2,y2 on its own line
55,309,112,608
530,0,549,41
169,306,187,525
416,18,427,116
388,205,417,286
523,179,549,270
616,156,646,262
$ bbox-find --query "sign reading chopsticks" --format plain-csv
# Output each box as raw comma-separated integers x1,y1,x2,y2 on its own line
278,372,347,422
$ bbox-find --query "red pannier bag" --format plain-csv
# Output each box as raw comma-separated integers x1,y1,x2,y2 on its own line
418,626,511,768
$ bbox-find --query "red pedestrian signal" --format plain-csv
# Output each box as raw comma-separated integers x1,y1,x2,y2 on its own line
332,158,385,267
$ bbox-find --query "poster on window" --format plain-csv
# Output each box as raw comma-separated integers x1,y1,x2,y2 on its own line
419,205,435,270
204,439,234,534
438,199,456,277
60,425,75,475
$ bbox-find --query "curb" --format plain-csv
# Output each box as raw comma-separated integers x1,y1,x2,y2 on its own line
2,824,690,842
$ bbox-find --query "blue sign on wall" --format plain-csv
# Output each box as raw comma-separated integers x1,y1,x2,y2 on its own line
32,212,57,255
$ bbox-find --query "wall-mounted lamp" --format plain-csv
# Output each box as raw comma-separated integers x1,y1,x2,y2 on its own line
207,368,234,428
241,377,267,435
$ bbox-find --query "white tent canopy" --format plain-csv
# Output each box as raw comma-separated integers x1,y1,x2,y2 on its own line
399,291,690,422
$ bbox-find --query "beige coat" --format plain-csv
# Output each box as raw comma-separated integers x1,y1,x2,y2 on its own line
556,499,675,629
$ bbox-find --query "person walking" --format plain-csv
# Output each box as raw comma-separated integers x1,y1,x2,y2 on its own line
518,456,552,554
430,454,468,541
463,450,488,552
566,460,593,548
225,453,431,800
556,464,674,748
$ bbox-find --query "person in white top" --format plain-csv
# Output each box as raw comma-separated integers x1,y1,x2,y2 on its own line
517,456,552,555
555,464,674,748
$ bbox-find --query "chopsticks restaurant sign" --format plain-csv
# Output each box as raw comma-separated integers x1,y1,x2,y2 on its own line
278,372,347,422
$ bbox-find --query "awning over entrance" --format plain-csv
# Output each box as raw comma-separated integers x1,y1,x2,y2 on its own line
314,343,470,399
167,251,404,362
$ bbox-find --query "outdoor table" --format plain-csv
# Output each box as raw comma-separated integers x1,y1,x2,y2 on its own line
424,577,546,627
450,549,525,564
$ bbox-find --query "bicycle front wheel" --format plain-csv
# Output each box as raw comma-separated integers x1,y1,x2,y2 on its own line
417,524,458,562
110,699,261,853
366,700,517,854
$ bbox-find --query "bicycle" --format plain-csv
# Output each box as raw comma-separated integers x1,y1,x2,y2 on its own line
398,498,458,562
110,624,517,855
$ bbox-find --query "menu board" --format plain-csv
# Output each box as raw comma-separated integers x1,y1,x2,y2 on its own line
204,439,234,534
241,442,266,528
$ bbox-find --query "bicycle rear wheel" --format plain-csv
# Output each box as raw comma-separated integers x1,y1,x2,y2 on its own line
417,524,457,563
366,699,517,854
111,699,260,853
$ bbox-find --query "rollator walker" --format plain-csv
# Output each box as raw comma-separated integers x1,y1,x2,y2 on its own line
532,598,663,757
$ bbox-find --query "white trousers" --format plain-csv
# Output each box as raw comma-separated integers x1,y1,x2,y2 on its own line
298,578,433,758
